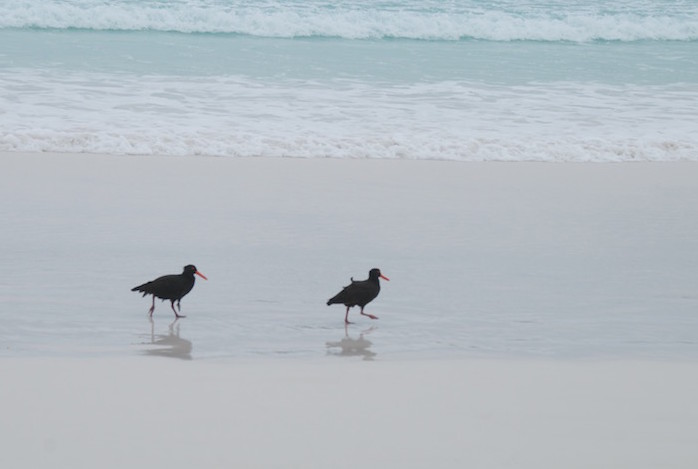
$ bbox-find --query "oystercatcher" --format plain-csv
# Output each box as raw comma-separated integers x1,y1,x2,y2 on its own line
327,268,389,324
132,265,207,318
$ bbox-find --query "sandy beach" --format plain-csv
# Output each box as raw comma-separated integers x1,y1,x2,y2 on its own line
2,152,698,467
2,356,697,469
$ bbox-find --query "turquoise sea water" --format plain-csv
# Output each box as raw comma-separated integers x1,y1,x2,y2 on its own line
1,1,697,160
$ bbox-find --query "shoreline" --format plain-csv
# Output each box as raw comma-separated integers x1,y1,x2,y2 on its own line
9,149,698,162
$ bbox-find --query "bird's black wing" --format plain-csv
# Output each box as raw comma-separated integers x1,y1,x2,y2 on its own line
327,280,378,307
131,274,190,300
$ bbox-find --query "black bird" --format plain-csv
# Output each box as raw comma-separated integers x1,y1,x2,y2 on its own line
327,268,389,324
131,265,207,318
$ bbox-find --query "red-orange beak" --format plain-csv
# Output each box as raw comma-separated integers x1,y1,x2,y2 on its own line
195,271,208,280
380,274,390,281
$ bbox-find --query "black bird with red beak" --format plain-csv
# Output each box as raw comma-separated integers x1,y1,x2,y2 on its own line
327,268,389,324
132,265,207,318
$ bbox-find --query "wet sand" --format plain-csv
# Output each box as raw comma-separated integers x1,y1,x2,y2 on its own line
1,152,698,467
2,153,697,359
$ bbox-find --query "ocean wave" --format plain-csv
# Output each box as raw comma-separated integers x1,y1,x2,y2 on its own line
2,0,697,42
2,64,697,162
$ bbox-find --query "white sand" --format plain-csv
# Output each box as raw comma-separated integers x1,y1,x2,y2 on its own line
1,357,697,468
2,153,698,467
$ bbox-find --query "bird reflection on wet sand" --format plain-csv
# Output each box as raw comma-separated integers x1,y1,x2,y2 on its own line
326,325,376,361
142,318,192,360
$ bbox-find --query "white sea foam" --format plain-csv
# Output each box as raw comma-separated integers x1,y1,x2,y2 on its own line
1,70,696,161
2,0,697,42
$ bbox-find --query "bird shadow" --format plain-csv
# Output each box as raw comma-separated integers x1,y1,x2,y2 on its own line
141,318,193,360
326,325,377,361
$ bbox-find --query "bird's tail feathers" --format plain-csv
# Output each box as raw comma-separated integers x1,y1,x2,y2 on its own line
327,290,347,306
131,283,151,295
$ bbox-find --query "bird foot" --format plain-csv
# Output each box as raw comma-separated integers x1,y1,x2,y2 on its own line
175,314,187,319
362,313,379,320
